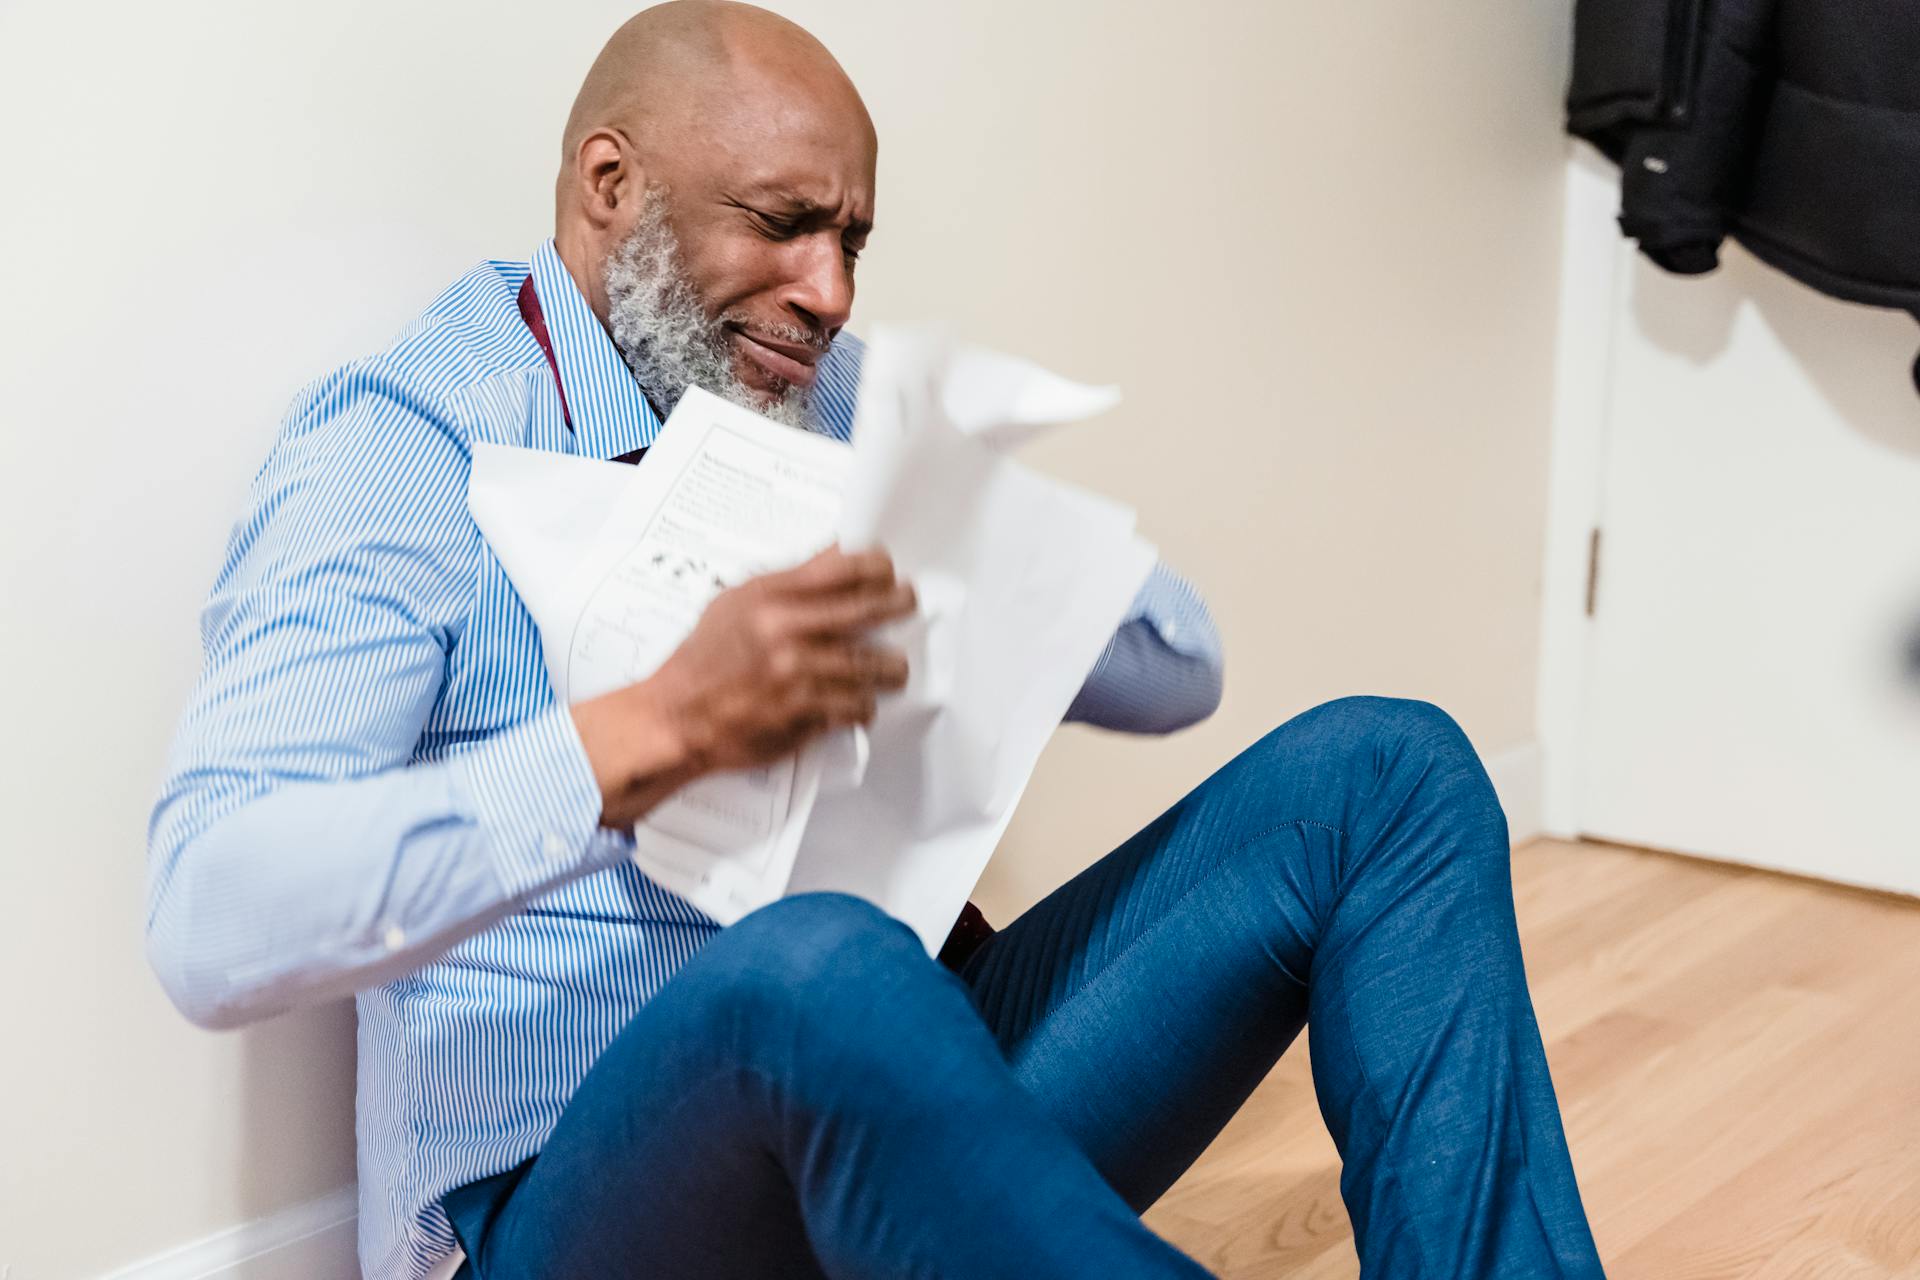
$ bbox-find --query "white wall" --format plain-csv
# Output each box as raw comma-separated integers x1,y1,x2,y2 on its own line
0,2,1574,1274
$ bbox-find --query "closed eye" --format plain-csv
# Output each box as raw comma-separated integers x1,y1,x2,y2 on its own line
734,197,869,268
750,208,804,240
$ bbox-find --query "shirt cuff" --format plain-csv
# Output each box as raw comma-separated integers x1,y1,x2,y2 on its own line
448,702,611,900
1126,562,1223,662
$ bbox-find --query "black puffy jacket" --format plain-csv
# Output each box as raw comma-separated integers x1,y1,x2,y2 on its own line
1567,0,1920,387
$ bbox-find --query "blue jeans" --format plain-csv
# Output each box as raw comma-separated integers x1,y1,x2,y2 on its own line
443,698,1605,1278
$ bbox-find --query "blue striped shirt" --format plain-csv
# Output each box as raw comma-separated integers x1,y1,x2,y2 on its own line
147,239,1223,1278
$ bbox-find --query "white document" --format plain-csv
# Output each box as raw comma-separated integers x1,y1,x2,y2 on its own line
474,389,851,921
468,329,1155,951
794,330,1156,948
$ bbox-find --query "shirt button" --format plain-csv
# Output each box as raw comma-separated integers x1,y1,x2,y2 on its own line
383,924,407,952
1161,621,1180,643
543,833,571,862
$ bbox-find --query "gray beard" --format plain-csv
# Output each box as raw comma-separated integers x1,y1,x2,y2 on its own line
603,188,816,430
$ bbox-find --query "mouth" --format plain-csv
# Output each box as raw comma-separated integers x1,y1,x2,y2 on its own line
726,325,825,389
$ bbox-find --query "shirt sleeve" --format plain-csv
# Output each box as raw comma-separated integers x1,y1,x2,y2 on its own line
1065,558,1224,733
146,361,630,1031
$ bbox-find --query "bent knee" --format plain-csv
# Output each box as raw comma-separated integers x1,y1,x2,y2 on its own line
660,893,980,1098
1282,694,1474,756
729,891,906,956
1240,697,1496,831
691,893,933,1026
1317,695,1471,754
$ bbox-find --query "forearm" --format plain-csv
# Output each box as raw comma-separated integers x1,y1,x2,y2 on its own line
148,705,639,1029
571,679,708,829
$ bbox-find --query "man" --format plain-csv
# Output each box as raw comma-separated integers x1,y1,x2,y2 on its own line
147,4,1606,1277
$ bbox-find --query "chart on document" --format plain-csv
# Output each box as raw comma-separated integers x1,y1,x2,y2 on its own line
564,399,854,906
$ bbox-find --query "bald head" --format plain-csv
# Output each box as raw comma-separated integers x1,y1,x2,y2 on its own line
562,2,869,168
552,2,877,413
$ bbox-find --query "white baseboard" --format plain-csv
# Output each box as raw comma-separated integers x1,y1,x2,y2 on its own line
99,1187,358,1280
1484,739,1546,847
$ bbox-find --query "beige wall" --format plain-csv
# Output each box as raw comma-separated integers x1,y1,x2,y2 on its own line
0,1,1571,1273
822,1,1577,913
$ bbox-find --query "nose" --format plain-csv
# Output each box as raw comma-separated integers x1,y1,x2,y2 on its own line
780,233,855,338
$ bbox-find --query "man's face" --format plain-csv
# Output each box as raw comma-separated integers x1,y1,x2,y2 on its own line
603,70,876,424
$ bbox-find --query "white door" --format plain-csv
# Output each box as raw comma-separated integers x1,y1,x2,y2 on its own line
1572,228,1920,895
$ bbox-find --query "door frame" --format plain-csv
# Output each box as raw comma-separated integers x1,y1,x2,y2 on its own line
1535,146,1629,839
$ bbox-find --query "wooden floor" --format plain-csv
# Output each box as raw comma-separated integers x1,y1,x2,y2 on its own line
1143,837,1920,1278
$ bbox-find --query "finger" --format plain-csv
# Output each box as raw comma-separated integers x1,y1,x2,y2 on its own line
790,581,918,636
816,687,881,729
785,708,830,742
763,545,895,597
802,642,910,690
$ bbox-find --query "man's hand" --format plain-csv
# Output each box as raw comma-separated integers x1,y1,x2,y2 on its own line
572,547,915,829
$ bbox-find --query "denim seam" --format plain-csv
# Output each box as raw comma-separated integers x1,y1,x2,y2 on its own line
1022,817,1346,1049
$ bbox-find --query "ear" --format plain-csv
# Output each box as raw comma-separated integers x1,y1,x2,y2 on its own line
569,127,646,232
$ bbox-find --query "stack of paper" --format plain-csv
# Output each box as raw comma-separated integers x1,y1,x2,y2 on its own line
468,328,1155,952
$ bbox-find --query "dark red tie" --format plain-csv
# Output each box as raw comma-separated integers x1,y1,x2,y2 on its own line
518,276,647,465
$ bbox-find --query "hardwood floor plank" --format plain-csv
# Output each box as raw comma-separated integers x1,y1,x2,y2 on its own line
1610,1015,1920,1277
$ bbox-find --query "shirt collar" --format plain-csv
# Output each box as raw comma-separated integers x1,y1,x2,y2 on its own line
527,238,663,461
